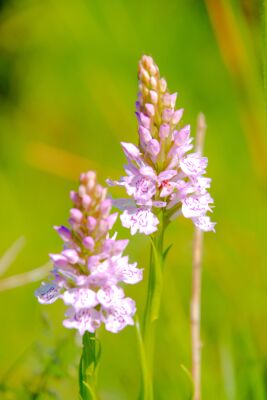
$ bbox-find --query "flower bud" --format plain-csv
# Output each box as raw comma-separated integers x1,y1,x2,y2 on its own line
149,63,158,76
54,226,72,242
140,68,150,84
147,139,160,158
139,126,152,144
62,249,79,264
150,76,157,89
80,171,96,186
95,184,103,198
82,194,91,209
145,103,155,117
142,55,153,69
172,108,184,125
100,199,112,215
70,190,79,204
87,216,97,231
159,123,170,139
70,208,83,224
83,236,95,251
139,112,151,129
159,78,167,92
174,125,190,145
150,90,158,104
162,108,173,122
162,93,177,108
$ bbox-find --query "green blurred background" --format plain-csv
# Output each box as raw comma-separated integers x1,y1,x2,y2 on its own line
0,0,267,398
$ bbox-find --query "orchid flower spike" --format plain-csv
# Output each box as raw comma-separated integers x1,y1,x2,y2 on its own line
108,55,215,235
35,171,142,335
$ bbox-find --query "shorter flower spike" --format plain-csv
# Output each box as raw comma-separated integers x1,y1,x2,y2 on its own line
35,172,142,335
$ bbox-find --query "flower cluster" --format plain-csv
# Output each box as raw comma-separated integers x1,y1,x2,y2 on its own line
108,55,215,235
35,172,142,335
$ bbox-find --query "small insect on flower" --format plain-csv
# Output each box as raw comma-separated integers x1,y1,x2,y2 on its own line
35,171,143,335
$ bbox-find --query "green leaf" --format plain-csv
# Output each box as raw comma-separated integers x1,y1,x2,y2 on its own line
149,237,163,322
82,381,98,400
134,315,152,400
79,350,84,399
162,243,173,263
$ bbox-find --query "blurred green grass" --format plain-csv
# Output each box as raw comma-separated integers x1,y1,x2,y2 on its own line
0,0,267,398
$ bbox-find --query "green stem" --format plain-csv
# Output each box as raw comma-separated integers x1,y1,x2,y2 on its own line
79,332,100,400
140,211,166,400
135,315,152,400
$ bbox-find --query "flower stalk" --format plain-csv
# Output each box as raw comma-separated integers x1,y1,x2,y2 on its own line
141,211,167,400
79,332,100,400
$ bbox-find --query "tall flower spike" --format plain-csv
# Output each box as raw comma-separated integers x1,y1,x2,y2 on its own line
108,55,215,234
35,171,142,335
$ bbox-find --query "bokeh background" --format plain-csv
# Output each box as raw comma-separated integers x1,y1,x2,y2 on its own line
0,0,267,399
